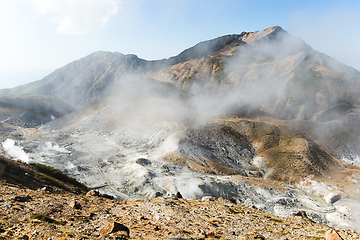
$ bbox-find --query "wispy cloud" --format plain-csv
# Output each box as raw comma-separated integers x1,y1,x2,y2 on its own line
28,0,121,35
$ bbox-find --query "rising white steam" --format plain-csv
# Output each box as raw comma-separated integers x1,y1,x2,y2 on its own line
28,0,121,35
174,168,204,199
2,139,29,162
40,142,70,153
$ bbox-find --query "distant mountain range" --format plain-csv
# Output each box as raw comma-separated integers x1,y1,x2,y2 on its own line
2,26,359,121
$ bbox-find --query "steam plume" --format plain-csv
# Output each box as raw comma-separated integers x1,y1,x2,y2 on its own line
2,139,29,162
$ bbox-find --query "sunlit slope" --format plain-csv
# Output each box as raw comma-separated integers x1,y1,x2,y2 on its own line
149,26,360,121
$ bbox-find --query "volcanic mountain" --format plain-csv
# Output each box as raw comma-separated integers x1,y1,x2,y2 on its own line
3,26,359,120
2,26,360,231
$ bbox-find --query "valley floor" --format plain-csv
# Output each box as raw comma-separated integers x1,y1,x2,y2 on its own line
0,182,359,240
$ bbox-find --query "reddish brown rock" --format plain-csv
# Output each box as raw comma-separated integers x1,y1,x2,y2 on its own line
325,229,344,240
98,221,129,236
69,200,82,209
207,231,215,238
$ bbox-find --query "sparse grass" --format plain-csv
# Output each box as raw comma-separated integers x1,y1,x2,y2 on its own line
33,172,67,190
30,214,66,225
62,230,76,238
182,229,192,234
246,233,266,239
269,218,283,223
213,61,225,82
30,163,86,188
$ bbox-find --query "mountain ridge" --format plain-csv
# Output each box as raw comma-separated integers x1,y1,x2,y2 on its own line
0,26,299,109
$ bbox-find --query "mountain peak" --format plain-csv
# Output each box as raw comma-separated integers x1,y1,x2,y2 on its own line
167,26,286,64
241,25,286,43
168,34,244,64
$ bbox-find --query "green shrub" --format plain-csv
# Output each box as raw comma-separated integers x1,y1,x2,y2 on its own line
30,214,65,225
30,163,86,188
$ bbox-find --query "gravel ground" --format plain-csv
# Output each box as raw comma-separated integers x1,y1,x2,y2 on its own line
0,183,359,240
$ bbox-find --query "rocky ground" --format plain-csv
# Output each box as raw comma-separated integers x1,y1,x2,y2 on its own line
0,182,359,240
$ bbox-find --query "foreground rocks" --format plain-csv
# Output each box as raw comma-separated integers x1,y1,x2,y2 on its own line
326,229,344,240
98,221,129,236
0,183,359,239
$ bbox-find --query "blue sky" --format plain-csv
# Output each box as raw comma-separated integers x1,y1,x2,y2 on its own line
1,0,360,89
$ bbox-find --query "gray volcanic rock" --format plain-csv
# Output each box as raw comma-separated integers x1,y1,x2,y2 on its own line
0,94,75,127
179,124,255,174
0,95,74,118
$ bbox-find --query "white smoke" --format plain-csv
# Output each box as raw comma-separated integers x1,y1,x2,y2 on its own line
40,142,70,153
174,168,204,199
2,139,29,162
299,178,339,200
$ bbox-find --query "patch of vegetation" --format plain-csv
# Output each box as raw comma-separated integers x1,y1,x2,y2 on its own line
213,60,226,82
187,69,197,81
269,218,283,223
61,230,76,238
33,172,68,190
238,119,251,124
182,229,192,234
30,214,66,225
246,233,266,239
170,73,177,81
30,163,86,188
306,237,325,240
